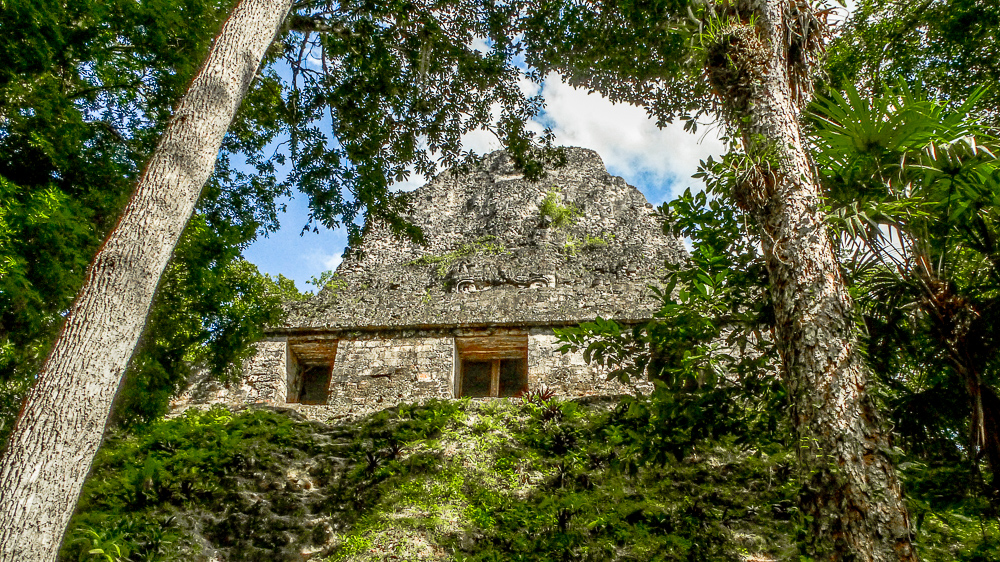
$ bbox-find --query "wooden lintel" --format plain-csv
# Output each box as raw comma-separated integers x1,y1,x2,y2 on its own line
455,335,527,354
460,349,525,360
289,339,339,367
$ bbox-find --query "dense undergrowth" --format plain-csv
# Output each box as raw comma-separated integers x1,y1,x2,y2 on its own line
63,396,1000,561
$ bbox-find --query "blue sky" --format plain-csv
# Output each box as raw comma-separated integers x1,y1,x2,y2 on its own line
241,73,726,289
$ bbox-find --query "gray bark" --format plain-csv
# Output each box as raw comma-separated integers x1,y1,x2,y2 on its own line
712,1,918,560
0,0,291,559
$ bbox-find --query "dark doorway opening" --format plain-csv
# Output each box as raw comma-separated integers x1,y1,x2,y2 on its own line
498,358,528,397
456,335,528,398
294,365,332,405
461,360,493,397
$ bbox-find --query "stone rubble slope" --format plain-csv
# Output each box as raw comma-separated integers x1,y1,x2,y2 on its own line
281,147,687,331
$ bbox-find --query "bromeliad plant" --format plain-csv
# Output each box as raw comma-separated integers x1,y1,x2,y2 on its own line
808,83,1000,498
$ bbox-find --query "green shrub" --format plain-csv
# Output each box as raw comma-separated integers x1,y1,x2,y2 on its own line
538,189,580,229
66,399,1000,561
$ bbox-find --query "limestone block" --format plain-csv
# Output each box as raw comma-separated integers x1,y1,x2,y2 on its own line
170,340,288,414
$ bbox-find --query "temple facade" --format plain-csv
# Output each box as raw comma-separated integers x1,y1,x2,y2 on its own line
173,148,687,422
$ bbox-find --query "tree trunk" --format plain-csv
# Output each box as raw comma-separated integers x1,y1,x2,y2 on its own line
0,0,291,559
978,385,1000,494
919,269,1000,495
709,1,917,560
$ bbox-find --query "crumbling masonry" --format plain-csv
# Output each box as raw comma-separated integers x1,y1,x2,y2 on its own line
173,148,688,422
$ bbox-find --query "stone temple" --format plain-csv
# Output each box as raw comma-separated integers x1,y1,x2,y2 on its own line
174,147,687,421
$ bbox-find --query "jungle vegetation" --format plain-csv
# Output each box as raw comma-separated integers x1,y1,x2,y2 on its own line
1,0,999,560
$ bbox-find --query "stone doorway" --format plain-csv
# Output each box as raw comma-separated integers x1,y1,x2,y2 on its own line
291,365,332,405
455,335,528,398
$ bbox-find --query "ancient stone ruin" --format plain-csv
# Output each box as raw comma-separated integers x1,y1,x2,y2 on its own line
173,147,687,422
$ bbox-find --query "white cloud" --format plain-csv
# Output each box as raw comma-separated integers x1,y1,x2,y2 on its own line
828,0,857,29
300,226,348,281
323,252,344,272
461,127,503,155
396,73,725,204
536,74,725,203
296,246,345,284
460,77,545,155
468,36,491,55
518,75,542,98
390,164,428,192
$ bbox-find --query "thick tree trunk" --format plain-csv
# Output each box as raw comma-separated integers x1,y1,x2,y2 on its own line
711,1,918,560
0,0,291,559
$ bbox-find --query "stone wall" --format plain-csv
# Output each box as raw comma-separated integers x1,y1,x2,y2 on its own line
173,329,646,423
169,340,290,412
284,347,302,404
320,336,454,420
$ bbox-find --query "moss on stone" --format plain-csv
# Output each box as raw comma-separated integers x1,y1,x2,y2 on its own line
406,236,509,278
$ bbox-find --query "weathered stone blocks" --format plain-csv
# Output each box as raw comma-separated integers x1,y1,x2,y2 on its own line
170,340,290,412
173,147,680,422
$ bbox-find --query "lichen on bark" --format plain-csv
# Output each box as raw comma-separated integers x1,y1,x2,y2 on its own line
706,1,918,559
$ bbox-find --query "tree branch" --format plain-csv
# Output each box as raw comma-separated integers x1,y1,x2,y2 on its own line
284,14,354,37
